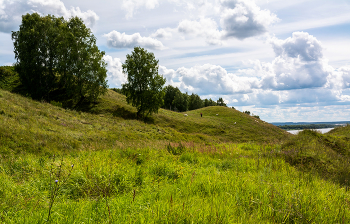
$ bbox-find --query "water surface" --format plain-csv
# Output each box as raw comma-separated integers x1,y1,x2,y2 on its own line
287,128,334,135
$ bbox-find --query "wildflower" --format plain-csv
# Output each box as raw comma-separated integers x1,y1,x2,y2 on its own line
71,164,74,168
55,180,58,183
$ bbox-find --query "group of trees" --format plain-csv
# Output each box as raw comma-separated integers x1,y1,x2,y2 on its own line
12,13,230,119
12,13,108,106
162,85,227,112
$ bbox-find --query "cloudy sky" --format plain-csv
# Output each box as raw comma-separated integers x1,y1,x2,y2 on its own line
1,0,350,122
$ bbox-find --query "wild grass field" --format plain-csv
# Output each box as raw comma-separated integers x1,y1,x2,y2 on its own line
1,86,350,223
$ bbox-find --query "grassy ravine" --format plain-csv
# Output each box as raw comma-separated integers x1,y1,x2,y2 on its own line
1,88,350,223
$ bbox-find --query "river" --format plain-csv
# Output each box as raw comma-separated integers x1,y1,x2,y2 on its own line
287,128,334,135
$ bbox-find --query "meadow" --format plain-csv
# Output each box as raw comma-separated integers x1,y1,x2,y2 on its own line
1,87,350,223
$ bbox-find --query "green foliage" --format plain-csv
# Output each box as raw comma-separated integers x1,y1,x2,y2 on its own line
110,88,125,95
244,111,251,115
50,100,63,108
216,97,226,106
163,85,178,110
188,93,203,110
204,98,217,107
11,13,108,105
122,47,166,118
0,66,21,92
173,91,188,112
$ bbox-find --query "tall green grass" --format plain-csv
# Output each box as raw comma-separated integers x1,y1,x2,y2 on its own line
1,87,349,223
1,143,349,223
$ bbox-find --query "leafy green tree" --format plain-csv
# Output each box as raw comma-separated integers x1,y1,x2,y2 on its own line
188,93,203,110
58,17,108,105
12,13,108,105
204,98,217,107
163,85,178,110
122,47,166,118
173,92,188,112
217,97,227,106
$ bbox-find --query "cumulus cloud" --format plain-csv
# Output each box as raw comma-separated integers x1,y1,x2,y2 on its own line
154,0,279,45
219,0,279,39
155,32,350,108
177,18,223,45
103,55,126,88
271,32,323,61
104,31,165,50
0,0,99,33
176,64,259,95
151,28,173,39
122,0,159,19
259,32,332,90
159,65,178,85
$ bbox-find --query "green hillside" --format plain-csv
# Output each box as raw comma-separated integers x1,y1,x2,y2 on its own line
0,88,289,155
1,88,350,223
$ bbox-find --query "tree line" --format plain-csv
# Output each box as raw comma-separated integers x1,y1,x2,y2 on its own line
112,85,228,113
10,13,231,119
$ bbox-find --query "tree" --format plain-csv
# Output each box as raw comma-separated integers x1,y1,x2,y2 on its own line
12,13,108,105
217,97,227,107
163,85,178,110
122,47,166,118
188,93,203,110
173,92,188,112
204,98,217,107
58,16,108,105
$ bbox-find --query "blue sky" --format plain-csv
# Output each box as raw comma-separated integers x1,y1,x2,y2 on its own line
1,0,350,122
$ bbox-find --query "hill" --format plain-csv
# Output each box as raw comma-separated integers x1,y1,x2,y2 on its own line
2,88,350,223
0,88,289,155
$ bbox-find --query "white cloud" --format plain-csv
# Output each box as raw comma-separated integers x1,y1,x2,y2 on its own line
0,0,99,33
104,31,165,50
339,67,350,88
151,28,173,39
177,18,223,45
259,32,331,90
159,65,178,86
270,32,323,61
122,0,160,19
149,0,279,45
175,64,259,94
219,0,279,39
103,55,125,88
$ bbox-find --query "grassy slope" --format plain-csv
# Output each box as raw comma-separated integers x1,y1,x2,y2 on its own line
2,88,350,223
281,127,350,186
0,89,290,156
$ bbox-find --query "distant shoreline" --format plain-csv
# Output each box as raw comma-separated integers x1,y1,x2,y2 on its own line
271,121,349,132
271,121,350,126
287,128,334,135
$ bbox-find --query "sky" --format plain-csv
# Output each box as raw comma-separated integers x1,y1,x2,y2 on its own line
1,0,350,123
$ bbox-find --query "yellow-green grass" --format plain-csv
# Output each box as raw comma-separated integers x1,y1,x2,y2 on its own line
282,128,350,187
0,88,290,156
1,88,350,223
1,144,349,223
